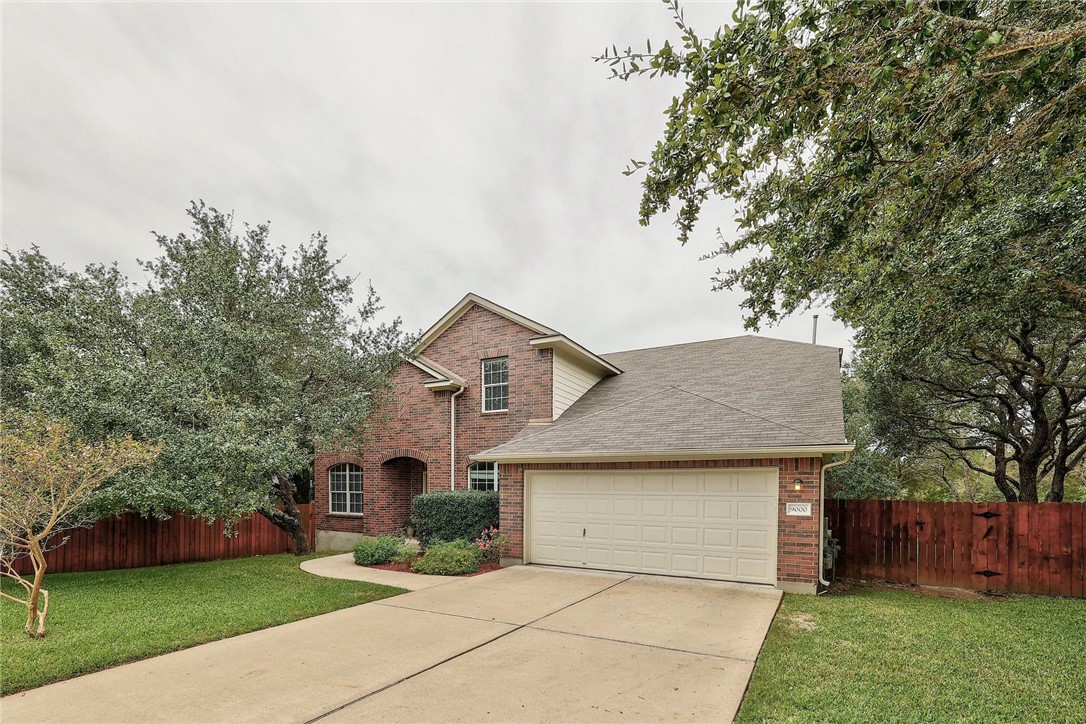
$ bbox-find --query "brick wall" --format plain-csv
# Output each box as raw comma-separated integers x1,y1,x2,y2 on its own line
314,303,553,538
498,457,823,587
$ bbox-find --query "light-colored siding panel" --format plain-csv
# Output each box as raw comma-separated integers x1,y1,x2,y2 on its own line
553,351,605,419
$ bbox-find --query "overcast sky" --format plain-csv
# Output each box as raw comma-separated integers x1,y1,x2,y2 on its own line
3,1,852,357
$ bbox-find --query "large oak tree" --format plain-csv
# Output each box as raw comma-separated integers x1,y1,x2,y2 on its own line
603,0,1086,500
1,203,407,549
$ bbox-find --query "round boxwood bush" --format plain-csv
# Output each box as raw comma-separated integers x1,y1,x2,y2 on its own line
411,540,483,576
353,535,403,566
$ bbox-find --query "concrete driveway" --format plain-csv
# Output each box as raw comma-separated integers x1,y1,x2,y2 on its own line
1,566,781,723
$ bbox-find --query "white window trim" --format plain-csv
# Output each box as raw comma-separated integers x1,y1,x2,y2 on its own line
467,461,498,492
328,463,364,516
481,357,509,413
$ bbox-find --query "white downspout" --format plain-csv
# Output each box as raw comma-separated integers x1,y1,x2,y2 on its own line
449,385,465,490
819,451,852,587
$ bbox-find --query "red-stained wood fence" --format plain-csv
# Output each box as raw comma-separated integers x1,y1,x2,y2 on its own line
11,504,316,575
827,500,1085,597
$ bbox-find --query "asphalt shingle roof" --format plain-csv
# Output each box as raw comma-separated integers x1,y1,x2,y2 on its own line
479,335,848,458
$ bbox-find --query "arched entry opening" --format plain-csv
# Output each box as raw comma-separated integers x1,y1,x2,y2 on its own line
378,449,429,535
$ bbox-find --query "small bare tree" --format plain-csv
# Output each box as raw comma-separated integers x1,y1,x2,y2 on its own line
0,413,159,637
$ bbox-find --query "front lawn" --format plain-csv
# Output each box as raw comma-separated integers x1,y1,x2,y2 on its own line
1,553,405,695
738,583,1086,723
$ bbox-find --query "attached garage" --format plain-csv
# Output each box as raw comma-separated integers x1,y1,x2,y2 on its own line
527,468,778,584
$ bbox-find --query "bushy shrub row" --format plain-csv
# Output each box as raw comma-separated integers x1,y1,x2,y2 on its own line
353,536,416,566
411,540,483,575
412,491,499,547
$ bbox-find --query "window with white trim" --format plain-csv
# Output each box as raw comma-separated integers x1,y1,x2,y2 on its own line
482,357,508,412
468,461,498,491
328,463,363,514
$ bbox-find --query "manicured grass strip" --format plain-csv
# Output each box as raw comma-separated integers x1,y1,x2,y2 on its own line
737,585,1086,723
1,553,405,695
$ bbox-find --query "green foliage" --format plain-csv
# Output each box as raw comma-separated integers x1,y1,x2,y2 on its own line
352,536,405,566
0,554,405,695
410,540,482,576
603,1,1086,501
389,544,418,566
412,491,499,548
0,203,409,539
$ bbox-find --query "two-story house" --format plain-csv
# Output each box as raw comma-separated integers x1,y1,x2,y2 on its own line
314,293,852,593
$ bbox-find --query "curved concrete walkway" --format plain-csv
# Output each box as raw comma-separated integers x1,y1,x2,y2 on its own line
300,552,455,590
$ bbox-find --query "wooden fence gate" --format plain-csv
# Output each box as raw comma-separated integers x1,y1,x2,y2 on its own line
827,500,1085,597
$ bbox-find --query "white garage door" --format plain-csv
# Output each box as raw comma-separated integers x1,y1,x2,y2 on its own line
527,469,778,584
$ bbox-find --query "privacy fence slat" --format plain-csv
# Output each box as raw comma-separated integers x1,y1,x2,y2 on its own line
828,500,1084,598
11,504,315,576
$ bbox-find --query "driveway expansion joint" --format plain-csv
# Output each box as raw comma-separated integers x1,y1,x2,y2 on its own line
525,624,757,664
304,574,634,724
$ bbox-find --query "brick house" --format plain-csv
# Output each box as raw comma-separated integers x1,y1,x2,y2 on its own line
314,293,852,593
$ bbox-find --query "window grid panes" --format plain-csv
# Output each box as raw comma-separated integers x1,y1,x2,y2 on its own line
329,463,363,514
468,461,498,492
482,357,508,412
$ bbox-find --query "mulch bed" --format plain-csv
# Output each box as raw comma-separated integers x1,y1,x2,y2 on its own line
366,556,502,577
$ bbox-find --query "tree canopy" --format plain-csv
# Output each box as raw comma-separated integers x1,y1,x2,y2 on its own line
1,203,407,549
603,0,1086,500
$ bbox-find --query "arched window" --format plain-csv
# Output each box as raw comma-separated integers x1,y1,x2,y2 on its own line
328,463,363,514
467,461,497,492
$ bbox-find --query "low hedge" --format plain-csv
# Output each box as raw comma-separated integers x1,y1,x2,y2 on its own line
412,490,499,548
353,536,406,566
411,540,482,576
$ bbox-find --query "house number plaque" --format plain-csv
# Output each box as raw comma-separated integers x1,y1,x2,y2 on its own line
786,503,812,516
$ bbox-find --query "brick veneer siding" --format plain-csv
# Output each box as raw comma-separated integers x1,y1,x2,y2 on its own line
314,303,553,538
498,456,823,587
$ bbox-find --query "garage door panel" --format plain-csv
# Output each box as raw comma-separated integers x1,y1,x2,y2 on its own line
737,500,772,521
703,500,735,521
641,474,668,492
736,557,772,580
736,528,772,551
738,473,775,494
671,499,700,518
641,499,669,517
529,469,778,584
671,526,700,546
704,528,733,548
585,498,611,515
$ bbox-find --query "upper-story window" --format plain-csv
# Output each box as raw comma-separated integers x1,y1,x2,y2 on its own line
329,463,363,515
468,461,497,491
482,357,508,412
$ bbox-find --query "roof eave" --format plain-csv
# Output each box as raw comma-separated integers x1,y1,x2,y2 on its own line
529,334,622,376
472,444,855,463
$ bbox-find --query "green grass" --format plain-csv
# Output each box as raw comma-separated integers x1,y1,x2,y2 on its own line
1,553,405,695
738,583,1086,723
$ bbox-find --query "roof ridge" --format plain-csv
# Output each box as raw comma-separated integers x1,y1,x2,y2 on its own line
670,386,839,445
602,334,842,357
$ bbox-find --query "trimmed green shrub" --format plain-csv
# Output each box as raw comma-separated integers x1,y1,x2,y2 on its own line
390,543,419,565
412,491,499,547
353,535,402,566
411,540,483,576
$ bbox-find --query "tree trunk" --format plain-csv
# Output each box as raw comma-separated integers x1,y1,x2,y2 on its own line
260,473,311,555
992,443,1019,502
25,539,48,638
1017,459,1040,503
